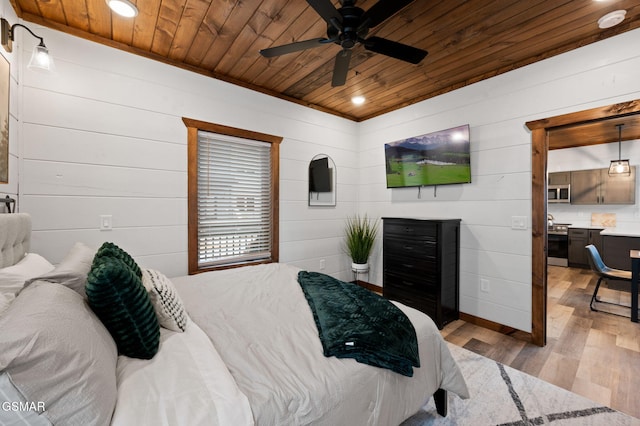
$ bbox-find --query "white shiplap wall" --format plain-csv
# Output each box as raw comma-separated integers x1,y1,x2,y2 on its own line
14,24,359,279
358,28,640,331
8,0,640,332
548,140,640,228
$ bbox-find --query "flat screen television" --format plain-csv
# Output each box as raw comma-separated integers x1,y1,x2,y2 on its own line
384,124,471,188
309,157,332,192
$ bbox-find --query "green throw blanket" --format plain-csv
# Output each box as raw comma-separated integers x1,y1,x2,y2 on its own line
297,271,420,377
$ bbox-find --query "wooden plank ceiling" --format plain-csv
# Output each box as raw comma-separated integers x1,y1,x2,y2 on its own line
8,0,640,122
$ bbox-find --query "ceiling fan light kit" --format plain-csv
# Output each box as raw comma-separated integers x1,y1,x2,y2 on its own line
260,0,427,87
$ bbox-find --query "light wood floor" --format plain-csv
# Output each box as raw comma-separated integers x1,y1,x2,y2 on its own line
441,265,640,419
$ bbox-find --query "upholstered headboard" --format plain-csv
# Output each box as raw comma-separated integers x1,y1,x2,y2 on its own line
0,213,31,268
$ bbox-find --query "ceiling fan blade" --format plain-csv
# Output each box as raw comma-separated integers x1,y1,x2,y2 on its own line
360,0,414,29
332,49,352,87
307,0,343,30
260,38,328,58
364,36,427,64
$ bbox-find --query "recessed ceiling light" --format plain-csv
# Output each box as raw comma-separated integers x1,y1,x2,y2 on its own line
597,10,626,29
106,0,139,18
351,96,366,105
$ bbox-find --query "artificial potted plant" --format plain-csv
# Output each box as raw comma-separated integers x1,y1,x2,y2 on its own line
344,214,379,273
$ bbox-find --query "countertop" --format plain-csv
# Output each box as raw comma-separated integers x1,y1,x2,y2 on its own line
568,225,606,230
599,228,640,237
564,224,640,237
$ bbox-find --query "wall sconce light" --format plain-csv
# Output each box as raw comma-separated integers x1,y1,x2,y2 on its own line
608,123,631,176
4,195,16,213
0,18,53,71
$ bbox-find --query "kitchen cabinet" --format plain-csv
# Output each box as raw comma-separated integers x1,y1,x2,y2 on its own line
602,235,640,271
602,168,636,204
570,167,635,205
568,228,603,268
382,218,460,329
548,171,571,185
569,170,599,204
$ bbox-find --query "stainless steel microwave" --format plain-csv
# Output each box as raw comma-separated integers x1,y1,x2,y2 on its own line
548,185,570,203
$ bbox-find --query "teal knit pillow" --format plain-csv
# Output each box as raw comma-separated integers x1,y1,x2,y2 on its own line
86,256,160,359
93,242,142,278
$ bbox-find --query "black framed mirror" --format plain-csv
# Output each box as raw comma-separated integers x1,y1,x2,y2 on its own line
308,154,336,207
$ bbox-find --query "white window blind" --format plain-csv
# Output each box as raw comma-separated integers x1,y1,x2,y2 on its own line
197,131,272,268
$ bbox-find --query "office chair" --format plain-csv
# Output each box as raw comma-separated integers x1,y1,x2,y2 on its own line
585,244,632,317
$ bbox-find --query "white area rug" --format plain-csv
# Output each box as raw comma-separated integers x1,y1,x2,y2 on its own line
402,343,640,425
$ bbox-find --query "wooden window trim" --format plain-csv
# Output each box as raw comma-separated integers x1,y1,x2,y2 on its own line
183,117,281,274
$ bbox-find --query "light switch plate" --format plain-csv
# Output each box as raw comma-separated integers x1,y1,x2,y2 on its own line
100,215,112,231
511,216,527,230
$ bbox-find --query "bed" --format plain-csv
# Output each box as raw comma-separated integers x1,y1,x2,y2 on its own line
0,213,469,425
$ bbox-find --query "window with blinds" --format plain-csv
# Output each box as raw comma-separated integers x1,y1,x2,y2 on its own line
184,118,281,273
197,131,273,268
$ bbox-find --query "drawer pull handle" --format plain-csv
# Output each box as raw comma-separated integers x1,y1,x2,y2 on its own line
403,246,414,251
401,281,415,287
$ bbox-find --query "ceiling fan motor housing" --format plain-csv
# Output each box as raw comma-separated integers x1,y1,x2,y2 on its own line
327,4,368,49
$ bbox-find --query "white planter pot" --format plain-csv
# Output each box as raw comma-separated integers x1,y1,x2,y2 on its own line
351,262,369,273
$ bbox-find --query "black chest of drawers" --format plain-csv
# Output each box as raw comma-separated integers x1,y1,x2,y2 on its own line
382,218,461,329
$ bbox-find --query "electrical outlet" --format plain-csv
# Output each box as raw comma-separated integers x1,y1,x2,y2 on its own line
480,278,490,293
319,259,326,270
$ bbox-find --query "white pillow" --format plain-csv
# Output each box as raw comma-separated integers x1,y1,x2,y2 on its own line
141,268,189,332
0,253,54,300
0,281,118,425
26,242,96,297
111,322,253,426
0,372,52,426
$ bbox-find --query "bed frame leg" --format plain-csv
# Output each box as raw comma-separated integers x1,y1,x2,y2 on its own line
434,388,448,417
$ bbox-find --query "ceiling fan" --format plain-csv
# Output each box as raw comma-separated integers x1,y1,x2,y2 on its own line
259,0,428,87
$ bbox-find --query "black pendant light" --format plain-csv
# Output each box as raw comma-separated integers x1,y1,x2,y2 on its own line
608,124,630,176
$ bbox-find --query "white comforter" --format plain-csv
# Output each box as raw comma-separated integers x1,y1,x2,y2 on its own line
170,263,469,425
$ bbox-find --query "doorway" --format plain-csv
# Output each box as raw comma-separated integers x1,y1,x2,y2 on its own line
526,99,640,346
